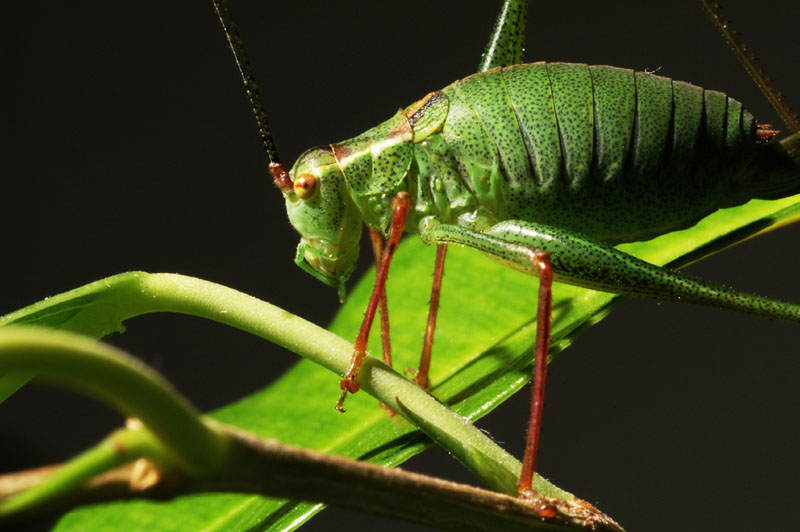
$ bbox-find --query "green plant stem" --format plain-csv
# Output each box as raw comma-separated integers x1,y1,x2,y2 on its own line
0,327,226,476
0,428,163,516
0,273,560,496
142,272,529,493
0,320,613,529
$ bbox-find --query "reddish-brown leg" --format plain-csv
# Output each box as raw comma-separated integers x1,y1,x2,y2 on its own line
368,227,392,368
413,243,448,390
517,251,554,508
336,192,412,412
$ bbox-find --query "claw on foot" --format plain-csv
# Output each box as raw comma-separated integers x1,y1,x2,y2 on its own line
336,349,368,412
335,387,351,412
336,374,361,412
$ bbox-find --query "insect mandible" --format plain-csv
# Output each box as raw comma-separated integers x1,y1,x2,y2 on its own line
214,0,800,517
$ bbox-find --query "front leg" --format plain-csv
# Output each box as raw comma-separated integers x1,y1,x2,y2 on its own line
337,192,412,412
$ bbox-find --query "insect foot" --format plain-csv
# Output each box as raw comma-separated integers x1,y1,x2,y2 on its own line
336,350,366,412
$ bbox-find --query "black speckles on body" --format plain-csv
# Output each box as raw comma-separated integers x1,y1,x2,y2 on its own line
703,90,729,154
454,67,535,218
503,63,561,189
546,63,595,190
411,62,769,245
725,98,744,150
669,80,704,181
631,72,672,181
588,66,635,184
332,109,413,199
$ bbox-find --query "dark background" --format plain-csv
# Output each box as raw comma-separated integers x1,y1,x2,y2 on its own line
4,1,799,531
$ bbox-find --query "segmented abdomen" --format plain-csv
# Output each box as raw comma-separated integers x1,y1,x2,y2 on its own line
435,62,761,244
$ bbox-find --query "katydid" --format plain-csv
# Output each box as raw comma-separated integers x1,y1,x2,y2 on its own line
214,0,800,510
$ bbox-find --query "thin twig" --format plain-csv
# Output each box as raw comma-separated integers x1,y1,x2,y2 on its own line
0,425,624,532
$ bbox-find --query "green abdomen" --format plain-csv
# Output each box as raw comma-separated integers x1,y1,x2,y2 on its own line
412,62,764,244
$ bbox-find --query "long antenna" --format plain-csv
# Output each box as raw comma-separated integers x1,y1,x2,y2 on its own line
212,0,293,191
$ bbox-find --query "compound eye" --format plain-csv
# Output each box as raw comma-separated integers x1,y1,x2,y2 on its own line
293,173,318,200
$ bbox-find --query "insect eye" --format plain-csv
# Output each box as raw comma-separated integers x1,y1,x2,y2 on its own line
294,173,318,199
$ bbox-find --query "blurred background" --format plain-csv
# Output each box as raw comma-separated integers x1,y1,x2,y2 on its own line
4,1,799,530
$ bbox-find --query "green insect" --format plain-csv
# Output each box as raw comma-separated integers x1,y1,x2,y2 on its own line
215,0,800,516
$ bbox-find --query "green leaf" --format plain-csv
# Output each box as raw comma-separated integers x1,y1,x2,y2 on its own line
16,193,794,531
